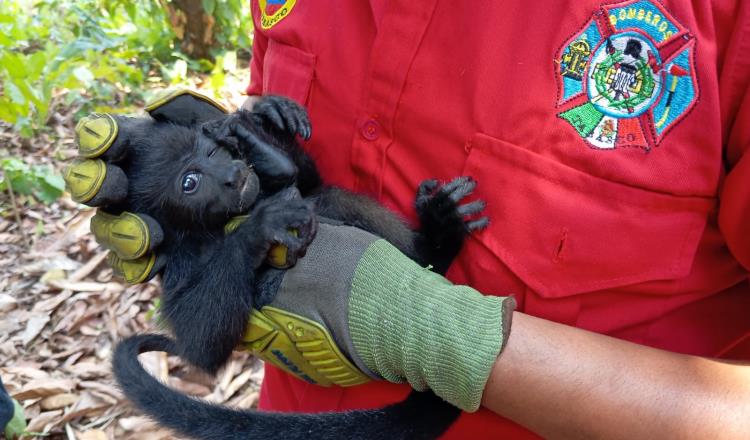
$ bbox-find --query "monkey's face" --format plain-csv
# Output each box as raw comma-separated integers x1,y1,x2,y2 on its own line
173,136,260,221
128,124,261,231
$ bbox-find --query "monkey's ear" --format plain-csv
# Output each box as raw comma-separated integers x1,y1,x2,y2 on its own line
145,89,228,126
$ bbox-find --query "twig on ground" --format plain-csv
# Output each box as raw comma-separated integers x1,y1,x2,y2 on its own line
5,180,31,247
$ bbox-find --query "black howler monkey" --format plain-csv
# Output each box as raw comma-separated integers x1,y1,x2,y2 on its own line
111,95,487,440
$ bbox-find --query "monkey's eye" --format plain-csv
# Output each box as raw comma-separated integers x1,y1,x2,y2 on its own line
181,172,201,194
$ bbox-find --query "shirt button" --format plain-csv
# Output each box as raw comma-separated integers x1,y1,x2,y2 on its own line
360,119,380,141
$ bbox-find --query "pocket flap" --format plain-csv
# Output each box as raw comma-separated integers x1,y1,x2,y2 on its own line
463,133,715,298
263,40,316,105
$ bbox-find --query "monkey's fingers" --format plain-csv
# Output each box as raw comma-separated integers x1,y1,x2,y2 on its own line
456,200,486,217
227,121,298,191
253,96,311,140
254,100,287,133
465,217,490,231
417,179,439,198
90,212,164,261
275,97,311,140
441,176,477,204
419,176,477,214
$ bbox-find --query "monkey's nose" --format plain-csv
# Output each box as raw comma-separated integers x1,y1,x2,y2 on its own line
225,161,248,189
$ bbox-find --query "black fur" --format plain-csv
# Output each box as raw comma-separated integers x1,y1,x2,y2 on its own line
0,375,14,432
110,96,487,439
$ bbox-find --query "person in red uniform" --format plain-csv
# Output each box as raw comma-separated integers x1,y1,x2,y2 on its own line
243,0,750,437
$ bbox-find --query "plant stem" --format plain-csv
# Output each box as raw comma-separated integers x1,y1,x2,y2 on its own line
6,181,31,247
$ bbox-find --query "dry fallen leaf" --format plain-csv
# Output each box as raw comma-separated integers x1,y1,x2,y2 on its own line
78,428,109,440
26,409,63,433
0,292,18,312
39,392,79,410
40,268,67,284
222,368,254,402
118,415,155,432
60,392,109,423
2,79,263,439
32,289,73,312
20,313,51,346
13,378,74,400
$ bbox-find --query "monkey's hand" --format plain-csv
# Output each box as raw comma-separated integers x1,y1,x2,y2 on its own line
227,187,318,269
242,222,515,412
251,95,311,140
415,176,489,273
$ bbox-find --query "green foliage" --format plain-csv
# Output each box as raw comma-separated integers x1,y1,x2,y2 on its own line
3,399,27,439
0,0,252,139
207,0,254,55
0,157,65,205
0,0,176,136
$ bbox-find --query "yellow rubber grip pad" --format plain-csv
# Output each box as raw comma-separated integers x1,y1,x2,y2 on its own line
241,307,370,387
64,159,107,203
91,211,152,260
145,88,229,114
108,252,157,284
224,215,297,269
75,113,118,158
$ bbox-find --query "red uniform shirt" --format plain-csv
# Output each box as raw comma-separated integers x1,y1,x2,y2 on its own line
248,1,750,437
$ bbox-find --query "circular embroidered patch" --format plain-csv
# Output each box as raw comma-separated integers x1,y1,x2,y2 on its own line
555,0,699,151
259,0,297,30
587,32,662,118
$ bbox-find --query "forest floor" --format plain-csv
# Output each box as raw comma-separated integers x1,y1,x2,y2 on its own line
0,71,263,440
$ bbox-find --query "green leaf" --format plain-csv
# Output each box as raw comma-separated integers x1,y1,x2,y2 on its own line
72,65,94,86
0,96,20,123
4,80,26,106
202,0,216,15
171,59,188,82
26,51,48,80
1,53,26,78
222,50,237,71
35,168,65,204
4,399,26,439
0,32,12,47
125,3,137,21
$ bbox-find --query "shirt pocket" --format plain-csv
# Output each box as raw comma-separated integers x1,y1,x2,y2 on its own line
262,39,316,105
462,133,716,299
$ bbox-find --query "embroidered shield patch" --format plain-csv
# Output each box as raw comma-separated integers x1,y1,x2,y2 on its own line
259,0,297,29
556,0,698,151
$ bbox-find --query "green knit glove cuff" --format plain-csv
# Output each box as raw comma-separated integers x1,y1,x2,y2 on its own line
348,239,515,412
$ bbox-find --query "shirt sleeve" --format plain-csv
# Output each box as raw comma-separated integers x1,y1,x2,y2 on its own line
246,1,268,96
718,3,750,271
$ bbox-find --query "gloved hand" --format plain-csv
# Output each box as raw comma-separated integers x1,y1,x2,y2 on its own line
63,89,305,283
63,89,230,283
240,221,516,412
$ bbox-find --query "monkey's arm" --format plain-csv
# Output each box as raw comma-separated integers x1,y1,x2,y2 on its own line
160,235,262,373
309,178,486,274
161,194,317,373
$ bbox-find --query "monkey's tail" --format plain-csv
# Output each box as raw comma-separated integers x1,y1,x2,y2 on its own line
113,333,459,440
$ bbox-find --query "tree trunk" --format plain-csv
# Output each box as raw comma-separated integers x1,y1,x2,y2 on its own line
160,0,216,60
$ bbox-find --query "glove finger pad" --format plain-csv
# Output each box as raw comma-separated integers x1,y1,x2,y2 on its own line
90,212,163,260
64,160,128,205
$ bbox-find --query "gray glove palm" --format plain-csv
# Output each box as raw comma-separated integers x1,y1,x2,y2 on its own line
246,221,515,412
